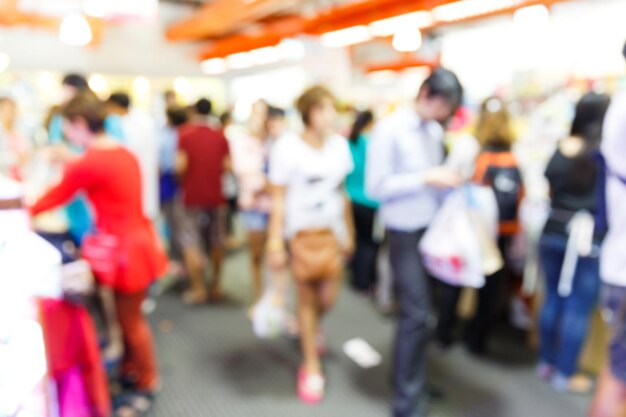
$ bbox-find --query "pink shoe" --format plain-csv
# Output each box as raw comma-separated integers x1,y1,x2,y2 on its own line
297,367,325,405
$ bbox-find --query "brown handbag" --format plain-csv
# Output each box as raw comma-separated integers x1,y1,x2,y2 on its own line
290,229,342,282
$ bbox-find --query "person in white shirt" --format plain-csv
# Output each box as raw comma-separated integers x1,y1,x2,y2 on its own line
590,42,626,417
107,93,160,221
267,86,355,405
366,68,463,417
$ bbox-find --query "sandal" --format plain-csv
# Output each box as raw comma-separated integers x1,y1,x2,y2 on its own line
551,373,594,395
114,391,156,417
183,290,209,306
297,367,325,405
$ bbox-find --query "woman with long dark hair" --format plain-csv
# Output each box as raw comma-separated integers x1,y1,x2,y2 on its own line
346,110,380,293
537,92,611,394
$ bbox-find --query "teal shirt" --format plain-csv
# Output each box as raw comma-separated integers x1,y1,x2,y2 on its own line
346,134,379,209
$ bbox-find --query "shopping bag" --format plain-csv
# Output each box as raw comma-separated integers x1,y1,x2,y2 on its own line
419,185,500,288
252,267,290,339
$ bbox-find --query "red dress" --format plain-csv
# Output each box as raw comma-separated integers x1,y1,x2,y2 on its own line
31,147,167,294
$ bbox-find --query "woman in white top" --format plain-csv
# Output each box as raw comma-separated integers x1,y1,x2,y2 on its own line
267,86,355,404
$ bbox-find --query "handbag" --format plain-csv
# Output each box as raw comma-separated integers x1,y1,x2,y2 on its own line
81,232,121,287
290,229,342,282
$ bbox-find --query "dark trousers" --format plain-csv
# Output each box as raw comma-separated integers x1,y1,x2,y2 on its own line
350,203,380,291
435,237,511,352
389,229,432,417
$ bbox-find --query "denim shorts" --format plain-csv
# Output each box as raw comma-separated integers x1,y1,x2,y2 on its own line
602,283,626,384
241,210,269,232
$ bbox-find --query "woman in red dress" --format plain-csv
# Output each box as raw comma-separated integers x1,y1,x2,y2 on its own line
31,93,166,417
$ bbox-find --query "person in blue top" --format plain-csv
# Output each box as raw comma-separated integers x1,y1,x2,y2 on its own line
47,73,125,245
346,110,380,293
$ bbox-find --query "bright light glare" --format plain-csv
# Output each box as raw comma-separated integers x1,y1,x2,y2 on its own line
83,0,106,18
321,26,372,48
432,0,523,22
226,52,253,70
249,46,280,66
392,27,423,52
369,12,433,37
37,72,56,90
88,74,107,93
174,77,191,94
201,58,227,75
278,39,306,60
133,77,151,95
513,4,550,26
0,53,10,72
59,13,93,46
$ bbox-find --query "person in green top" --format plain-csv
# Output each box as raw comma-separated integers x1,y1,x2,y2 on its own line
346,110,380,292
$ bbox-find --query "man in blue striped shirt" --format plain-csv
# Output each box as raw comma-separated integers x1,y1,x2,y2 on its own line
367,68,463,417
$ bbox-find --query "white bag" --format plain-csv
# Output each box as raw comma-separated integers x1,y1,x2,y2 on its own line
251,267,290,339
419,185,501,288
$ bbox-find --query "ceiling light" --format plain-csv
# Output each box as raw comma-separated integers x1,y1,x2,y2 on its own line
249,46,280,66
226,52,253,70
432,0,523,22
174,77,191,94
133,77,151,95
201,58,227,75
367,70,397,85
0,53,10,72
392,27,423,52
321,26,372,48
59,13,93,46
83,0,106,18
513,4,550,27
369,11,433,37
88,74,107,94
277,39,305,60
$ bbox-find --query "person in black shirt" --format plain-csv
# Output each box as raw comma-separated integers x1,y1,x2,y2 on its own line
537,92,611,394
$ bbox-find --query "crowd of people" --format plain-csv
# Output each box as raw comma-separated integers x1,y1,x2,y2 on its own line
2,42,626,417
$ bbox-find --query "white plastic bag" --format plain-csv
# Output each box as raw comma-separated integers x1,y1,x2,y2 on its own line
252,267,290,339
419,185,501,288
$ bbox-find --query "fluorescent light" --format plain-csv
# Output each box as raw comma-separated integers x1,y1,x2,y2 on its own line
201,58,227,75
174,77,191,95
432,0,523,22
133,77,151,95
226,52,253,70
59,13,93,46
367,70,397,85
83,0,106,18
369,11,433,37
392,27,423,52
249,46,280,66
513,4,550,26
321,26,372,48
278,39,305,60
88,74,107,94
0,53,10,72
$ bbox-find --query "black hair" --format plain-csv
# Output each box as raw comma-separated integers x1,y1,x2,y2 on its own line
419,68,464,112
623,40,626,60
571,92,611,148
195,98,212,116
62,73,89,91
349,110,374,142
167,107,188,127
267,106,285,120
107,92,131,110
219,111,232,126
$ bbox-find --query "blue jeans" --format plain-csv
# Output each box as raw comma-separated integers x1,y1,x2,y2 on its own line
539,233,600,377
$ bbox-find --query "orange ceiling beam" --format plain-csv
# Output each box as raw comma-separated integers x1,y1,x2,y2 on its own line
166,0,301,42
196,0,573,61
365,57,440,73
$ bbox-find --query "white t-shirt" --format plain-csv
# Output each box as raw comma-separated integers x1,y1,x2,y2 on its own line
270,133,354,241
601,92,626,287
121,109,160,220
